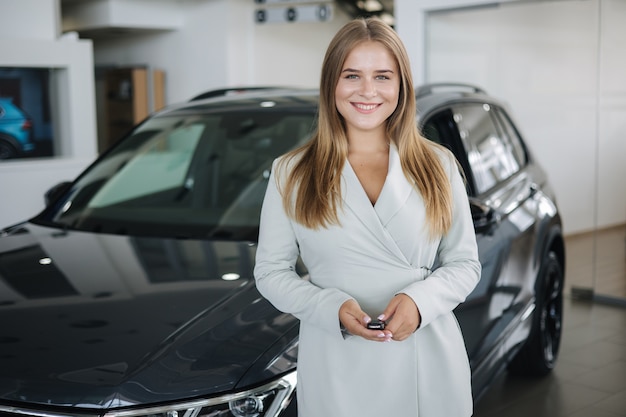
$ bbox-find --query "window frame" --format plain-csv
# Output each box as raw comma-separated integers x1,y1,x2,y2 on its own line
420,108,478,197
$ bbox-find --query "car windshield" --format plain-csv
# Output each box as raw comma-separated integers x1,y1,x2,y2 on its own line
38,108,316,240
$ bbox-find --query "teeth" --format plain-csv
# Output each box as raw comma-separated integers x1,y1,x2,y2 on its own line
354,103,378,110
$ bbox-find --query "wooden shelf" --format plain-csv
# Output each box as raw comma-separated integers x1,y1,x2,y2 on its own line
101,67,165,152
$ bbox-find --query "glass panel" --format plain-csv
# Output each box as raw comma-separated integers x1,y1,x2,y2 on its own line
421,109,476,196
34,110,315,240
88,123,204,208
493,108,528,167
452,104,519,193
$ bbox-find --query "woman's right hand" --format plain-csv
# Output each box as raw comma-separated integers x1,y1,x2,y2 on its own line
339,299,393,342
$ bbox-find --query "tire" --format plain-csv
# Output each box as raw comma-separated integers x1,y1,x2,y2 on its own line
0,139,18,159
508,251,563,376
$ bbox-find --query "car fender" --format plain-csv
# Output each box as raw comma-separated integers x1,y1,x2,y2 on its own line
533,206,565,287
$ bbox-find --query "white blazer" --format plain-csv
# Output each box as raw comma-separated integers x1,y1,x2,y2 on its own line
254,144,481,417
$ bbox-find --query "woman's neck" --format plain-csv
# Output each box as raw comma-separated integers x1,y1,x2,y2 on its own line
346,130,389,154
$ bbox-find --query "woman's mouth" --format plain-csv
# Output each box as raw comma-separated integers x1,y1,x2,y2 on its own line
352,102,380,112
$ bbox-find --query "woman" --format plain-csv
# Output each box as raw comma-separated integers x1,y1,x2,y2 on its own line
254,17,481,417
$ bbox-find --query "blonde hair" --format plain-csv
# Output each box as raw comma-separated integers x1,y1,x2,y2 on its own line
278,17,453,238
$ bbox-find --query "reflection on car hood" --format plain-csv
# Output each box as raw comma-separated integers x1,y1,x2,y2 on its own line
0,223,298,409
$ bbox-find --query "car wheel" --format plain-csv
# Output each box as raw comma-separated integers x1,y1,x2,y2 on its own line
0,139,18,159
508,250,563,376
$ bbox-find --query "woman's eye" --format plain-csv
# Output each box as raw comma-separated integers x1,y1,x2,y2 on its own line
376,75,390,80
345,74,358,79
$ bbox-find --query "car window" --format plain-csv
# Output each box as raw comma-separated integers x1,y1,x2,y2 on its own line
41,110,315,239
493,107,528,168
89,123,205,208
421,109,476,196
452,104,520,194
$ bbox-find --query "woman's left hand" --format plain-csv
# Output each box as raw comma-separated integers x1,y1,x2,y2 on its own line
379,294,421,341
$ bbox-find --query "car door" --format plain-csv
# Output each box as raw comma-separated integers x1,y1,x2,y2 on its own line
421,102,539,397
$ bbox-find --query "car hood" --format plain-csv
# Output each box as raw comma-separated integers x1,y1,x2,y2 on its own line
0,223,298,410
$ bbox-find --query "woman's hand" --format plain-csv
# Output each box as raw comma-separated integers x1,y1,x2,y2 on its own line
379,294,421,341
339,299,392,342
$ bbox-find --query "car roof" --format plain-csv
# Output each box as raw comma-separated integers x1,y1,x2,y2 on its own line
157,88,320,117
415,83,508,117
188,86,301,101
156,83,507,120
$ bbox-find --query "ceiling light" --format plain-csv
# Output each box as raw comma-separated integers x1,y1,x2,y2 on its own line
363,0,383,12
380,13,394,26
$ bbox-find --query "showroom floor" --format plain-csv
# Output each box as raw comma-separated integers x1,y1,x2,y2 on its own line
473,227,626,417
566,225,626,300
473,297,626,416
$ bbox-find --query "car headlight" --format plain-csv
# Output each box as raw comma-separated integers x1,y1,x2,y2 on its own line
105,371,296,417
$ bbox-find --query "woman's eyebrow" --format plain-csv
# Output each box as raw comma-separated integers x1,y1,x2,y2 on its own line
341,68,395,73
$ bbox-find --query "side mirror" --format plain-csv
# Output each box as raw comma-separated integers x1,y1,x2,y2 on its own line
44,181,72,207
469,198,499,234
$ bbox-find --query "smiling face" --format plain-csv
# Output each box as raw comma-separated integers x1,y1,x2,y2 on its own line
335,41,400,141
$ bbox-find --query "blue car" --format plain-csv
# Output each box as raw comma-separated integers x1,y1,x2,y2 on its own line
0,97,34,159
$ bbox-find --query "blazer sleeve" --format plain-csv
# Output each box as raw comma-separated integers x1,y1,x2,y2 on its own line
400,151,481,329
254,159,354,338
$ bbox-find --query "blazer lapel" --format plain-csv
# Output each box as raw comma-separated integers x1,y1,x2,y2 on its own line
374,144,414,226
341,144,412,264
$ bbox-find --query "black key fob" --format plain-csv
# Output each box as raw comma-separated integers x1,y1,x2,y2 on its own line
367,319,385,330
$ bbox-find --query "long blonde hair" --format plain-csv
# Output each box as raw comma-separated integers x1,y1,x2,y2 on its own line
278,17,453,238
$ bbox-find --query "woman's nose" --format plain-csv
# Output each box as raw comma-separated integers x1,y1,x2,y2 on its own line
359,79,377,98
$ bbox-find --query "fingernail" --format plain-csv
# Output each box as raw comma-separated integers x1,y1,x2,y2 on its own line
377,332,385,338
377,314,385,320
364,316,371,323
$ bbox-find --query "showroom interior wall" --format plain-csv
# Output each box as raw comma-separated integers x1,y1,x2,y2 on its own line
88,0,352,105
423,0,626,236
0,0,97,228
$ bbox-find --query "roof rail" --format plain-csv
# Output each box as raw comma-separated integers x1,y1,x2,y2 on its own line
415,83,486,98
189,86,293,102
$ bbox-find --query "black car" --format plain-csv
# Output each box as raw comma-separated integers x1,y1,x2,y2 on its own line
0,84,565,417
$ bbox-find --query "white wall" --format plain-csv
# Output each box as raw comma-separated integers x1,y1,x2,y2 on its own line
63,0,183,33
92,0,351,104
0,0,98,227
250,13,350,90
424,0,626,235
395,0,526,85
0,0,59,40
